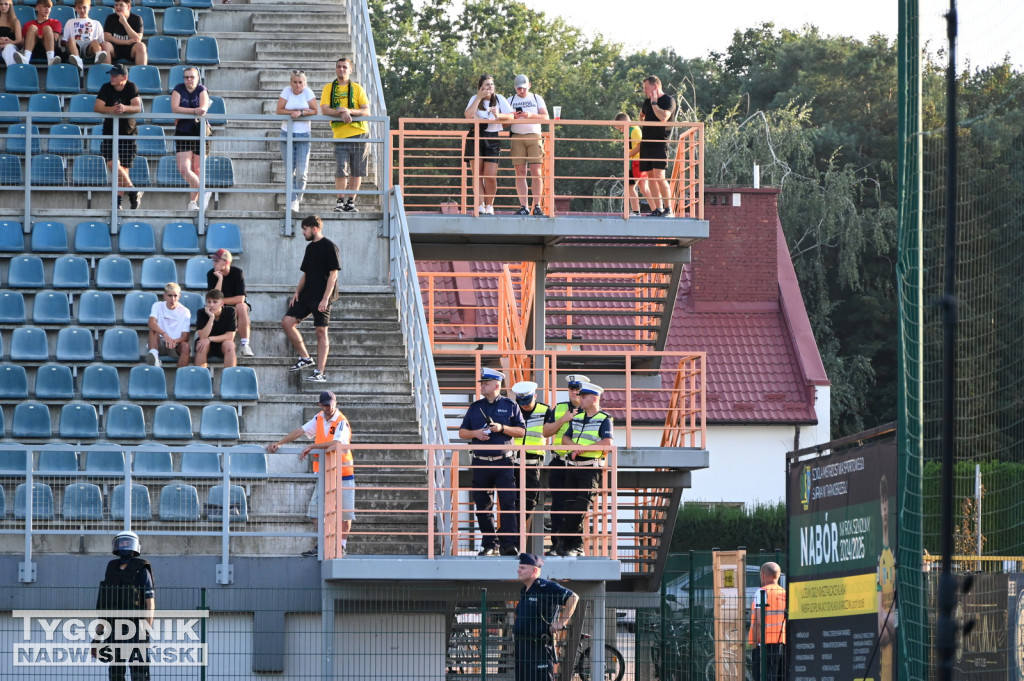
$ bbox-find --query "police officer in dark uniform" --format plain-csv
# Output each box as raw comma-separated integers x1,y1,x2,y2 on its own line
93,531,156,681
459,368,527,556
560,382,614,557
542,374,588,556
513,553,579,681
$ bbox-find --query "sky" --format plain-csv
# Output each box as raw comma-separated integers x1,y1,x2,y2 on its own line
518,0,1023,70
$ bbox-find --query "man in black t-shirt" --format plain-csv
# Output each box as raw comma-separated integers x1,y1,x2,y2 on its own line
194,289,237,368
207,248,253,357
639,75,676,217
93,63,142,209
282,215,341,383
102,0,146,65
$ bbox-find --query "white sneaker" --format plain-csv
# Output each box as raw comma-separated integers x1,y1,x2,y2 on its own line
484,205,495,215
477,204,487,216
290,199,300,212
48,55,61,66
70,54,84,71
188,200,199,211
14,51,26,64
95,51,108,64
239,344,254,358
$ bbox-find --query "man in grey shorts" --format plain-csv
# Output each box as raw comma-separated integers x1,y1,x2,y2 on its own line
319,57,370,213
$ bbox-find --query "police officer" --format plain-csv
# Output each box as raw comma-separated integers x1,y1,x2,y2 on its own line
93,531,155,681
513,553,579,681
511,380,551,536
541,374,588,556
458,368,527,556
560,382,614,557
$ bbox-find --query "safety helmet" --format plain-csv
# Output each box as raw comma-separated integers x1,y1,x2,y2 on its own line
112,531,141,558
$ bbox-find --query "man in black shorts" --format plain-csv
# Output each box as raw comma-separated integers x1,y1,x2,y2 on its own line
194,289,237,369
93,63,142,209
102,0,146,65
282,215,340,383
207,248,253,357
639,75,676,217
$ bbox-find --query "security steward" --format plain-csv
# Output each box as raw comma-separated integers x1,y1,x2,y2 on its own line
511,380,551,533
92,531,156,681
514,553,579,681
749,561,787,681
560,382,614,557
542,374,588,556
458,368,527,556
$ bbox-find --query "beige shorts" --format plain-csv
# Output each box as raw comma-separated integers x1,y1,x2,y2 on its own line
510,133,544,166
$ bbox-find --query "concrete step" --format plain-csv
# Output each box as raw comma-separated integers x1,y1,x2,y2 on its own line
250,15,348,33
255,42,351,62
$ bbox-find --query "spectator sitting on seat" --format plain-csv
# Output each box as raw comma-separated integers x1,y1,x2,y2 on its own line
62,0,110,71
102,0,145,66
207,248,253,357
18,0,66,66
147,282,191,368
171,66,211,211
93,62,142,209
0,0,24,67
193,289,236,370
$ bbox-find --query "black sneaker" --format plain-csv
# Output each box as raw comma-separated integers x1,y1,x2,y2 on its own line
334,198,346,212
565,546,586,557
301,545,319,558
288,357,315,372
116,196,123,209
478,546,500,557
500,545,520,556
127,190,142,209
647,208,663,217
305,370,327,382
342,199,357,213
515,206,530,216
662,209,674,218
532,206,544,216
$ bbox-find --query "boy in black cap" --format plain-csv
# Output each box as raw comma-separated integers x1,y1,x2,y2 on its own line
514,553,578,681
93,62,142,209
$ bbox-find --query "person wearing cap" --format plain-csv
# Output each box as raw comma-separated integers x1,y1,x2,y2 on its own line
514,552,579,681
458,368,527,556
93,61,143,210
207,248,254,357
507,74,549,216
193,288,237,369
511,380,552,537
92,531,155,680
541,374,588,555
267,390,355,558
559,382,614,557
146,281,190,368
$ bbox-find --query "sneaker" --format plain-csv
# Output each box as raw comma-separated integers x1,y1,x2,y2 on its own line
341,199,356,213
95,51,109,64
127,190,142,210
500,545,520,556
239,343,254,358
288,357,315,372
565,546,586,557
483,205,494,215
69,54,84,71
48,55,61,66
145,353,162,368
305,370,327,382
631,211,643,217
476,204,487,216
647,208,663,217
301,545,318,558
116,196,123,209
334,198,346,212
290,199,300,212
532,206,544,216
13,51,25,64
515,206,530,216
661,209,674,218
187,200,199,211
478,546,499,557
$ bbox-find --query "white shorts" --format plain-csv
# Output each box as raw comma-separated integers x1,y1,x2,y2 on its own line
308,477,355,521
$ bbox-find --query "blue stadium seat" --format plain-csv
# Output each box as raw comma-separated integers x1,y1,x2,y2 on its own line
86,63,114,94
0,93,20,124
77,290,116,325
226,445,268,479
141,0,173,7
162,222,200,254
5,64,40,94
12,402,51,438
68,94,101,125
27,93,62,124
153,402,193,439
205,156,234,187
131,5,157,35
133,445,172,475
100,327,140,362
73,222,112,253
140,256,177,289
13,5,33,24
0,221,25,251
5,124,42,155
162,8,197,36
183,256,212,289
136,125,168,156
33,291,72,324
30,153,67,186
105,403,146,439
14,482,54,520
129,65,162,95
0,154,23,185
62,482,104,520
8,255,45,287
159,482,200,521
150,95,174,125
0,364,29,399
219,367,259,401
207,95,226,127
179,291,203,324
127,365,167,400
185,36,219,65
71,154,109,186
173,365,213,400
95,256,134,288
205,222,242,254
0,291,26,323
45,63,81,95
0,447,29,475
146,35,179,65
34,363,74,399
48,124,85,155
56,326,96,361
199,403,239,440
180,0,212,8
59,402,100,439
130,156,151,187
111,482,151,520
49,4,73,25
81,363,121,400
52,255,91,288
206,484,247,522
156,154,187,186
180,443,219,475
122,291,158,324
10,327,48,361
0,485,4,517
88,5,113,22
30,221,68,252
37,446,78,473
118,221,156,254
84,447,127,476
167,63,193,92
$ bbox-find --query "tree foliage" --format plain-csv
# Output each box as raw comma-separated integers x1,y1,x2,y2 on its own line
669,502,786,553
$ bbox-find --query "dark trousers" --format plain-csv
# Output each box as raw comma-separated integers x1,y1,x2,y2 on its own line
562,465,602,550
513,459,542,512
515,637,555,681
472,456,519,549
110,665,150,681
548,458,567,540
752,643,785,681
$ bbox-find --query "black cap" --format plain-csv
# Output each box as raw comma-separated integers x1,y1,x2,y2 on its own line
319,390,336,405
110,63,129,77
519,553,543,567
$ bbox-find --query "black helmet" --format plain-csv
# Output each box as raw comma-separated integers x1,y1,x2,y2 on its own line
112,531,141,558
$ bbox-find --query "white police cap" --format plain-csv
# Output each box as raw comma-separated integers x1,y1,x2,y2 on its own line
579,382,604,396
479,368,505,382
566,374,590,385
512,381,538,397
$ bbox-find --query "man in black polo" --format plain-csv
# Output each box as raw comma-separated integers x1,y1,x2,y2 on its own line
513,553,578,681
458,368,526,556
93,62,142,210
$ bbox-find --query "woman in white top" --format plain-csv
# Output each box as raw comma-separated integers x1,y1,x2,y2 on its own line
277,70,318,212
464,74,512,215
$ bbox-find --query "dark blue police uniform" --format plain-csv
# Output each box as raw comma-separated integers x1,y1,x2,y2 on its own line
513,577,575,681
460,395,526,552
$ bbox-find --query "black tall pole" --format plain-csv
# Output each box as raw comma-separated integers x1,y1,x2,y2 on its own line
936,3,958,681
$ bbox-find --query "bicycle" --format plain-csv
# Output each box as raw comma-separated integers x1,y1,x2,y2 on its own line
555,631,625,681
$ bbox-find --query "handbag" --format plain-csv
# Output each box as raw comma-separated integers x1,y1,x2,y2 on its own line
439,197,460,215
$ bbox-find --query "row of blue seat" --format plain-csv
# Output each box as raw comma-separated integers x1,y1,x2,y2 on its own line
0,325,218,363
3,482,247,522
1,291,210,328
8,123,221,157
2,254,215,289
6,59,218,98
0,363,258,401
0,401,241,439
10,5,205,39
1,220,242,255
12,0,212,11
0,444,268,477
0,93,228,127
0,153,235,188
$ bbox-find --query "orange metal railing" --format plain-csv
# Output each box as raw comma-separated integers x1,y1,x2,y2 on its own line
391,118,703,219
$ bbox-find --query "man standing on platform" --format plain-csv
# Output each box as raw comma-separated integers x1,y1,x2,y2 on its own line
507,74,549,216
320,57,370,213
513,553,578,681
639,75,675,217
559,382,613,557
542,374,588,556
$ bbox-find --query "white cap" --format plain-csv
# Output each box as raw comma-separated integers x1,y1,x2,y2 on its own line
566,374,590,385
512,381,538,397
479,368,505,382
579,382,604,396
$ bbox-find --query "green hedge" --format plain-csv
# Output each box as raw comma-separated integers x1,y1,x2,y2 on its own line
669,502,786,552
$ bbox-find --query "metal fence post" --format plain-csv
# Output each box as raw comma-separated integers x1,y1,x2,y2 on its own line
481,587,488,681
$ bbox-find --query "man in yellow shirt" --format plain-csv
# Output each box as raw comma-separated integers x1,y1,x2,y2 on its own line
877,475,896,681
320,57,370,213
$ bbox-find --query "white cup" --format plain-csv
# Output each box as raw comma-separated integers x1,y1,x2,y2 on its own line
553,106,561,120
